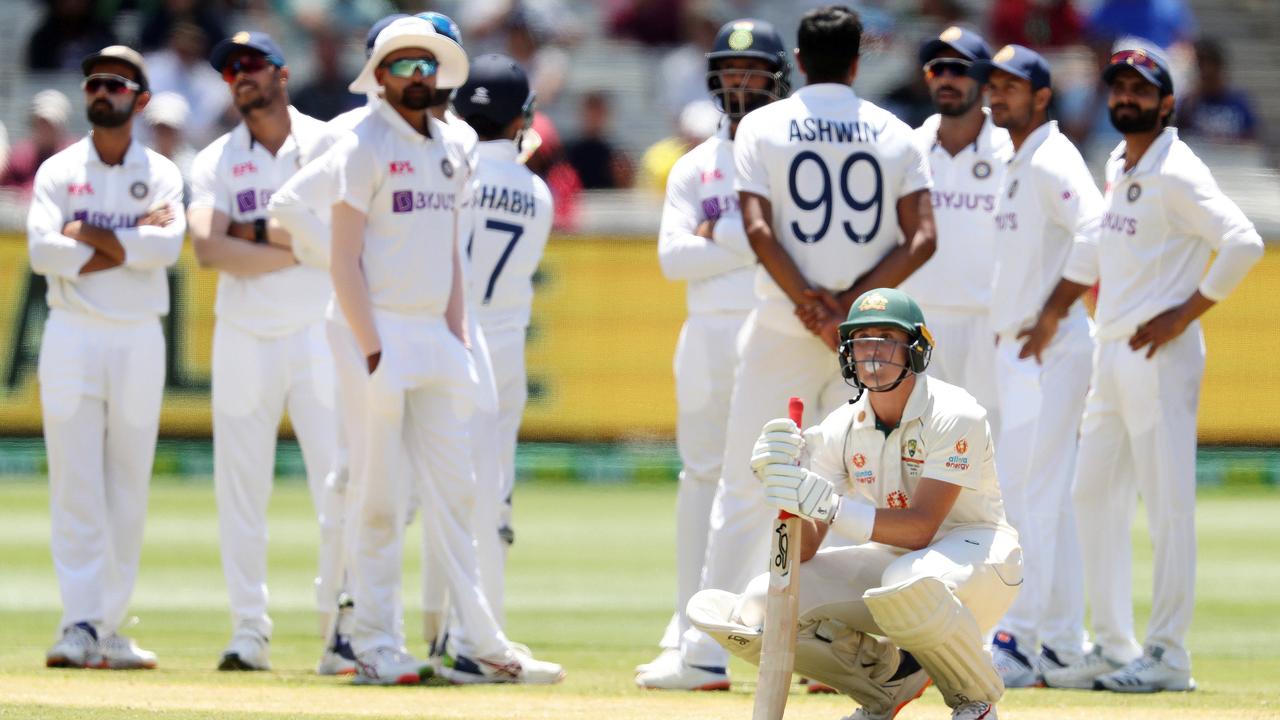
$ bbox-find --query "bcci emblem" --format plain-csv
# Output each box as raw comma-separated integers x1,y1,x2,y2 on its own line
1007,179,1019,199
1127,183,1142,202
440,158,454,178
232,31,251,44
728,22,755,51
973,161,991,179
129,181,148,199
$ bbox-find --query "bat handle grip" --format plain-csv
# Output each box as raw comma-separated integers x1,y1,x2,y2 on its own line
780,396,805,521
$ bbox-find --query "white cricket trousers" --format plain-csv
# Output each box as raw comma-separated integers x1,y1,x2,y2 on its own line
39,309,164,635
656,310,749,651
918,307,1001,439
483,324,529,545
212,319,340,639
1073,327,1204,671
349,311,508,659
992,313,1092,658
421,319,506,655
681,304,854,668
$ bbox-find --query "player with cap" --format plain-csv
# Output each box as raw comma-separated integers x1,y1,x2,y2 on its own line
665,6,937,691
1022,43,1264,693
636,17,791,689
897,26,1009,441
31,45,185,670
688,288,1022,720
972,44,1099,685
442,51,552,655
326,16,563,685
186,30,347,674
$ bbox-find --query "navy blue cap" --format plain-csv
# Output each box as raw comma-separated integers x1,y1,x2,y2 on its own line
1103,46,1174,95
209,31,286,72
972,44,1051,90
453,53,534,128
919,25,991,64
366,13,409,56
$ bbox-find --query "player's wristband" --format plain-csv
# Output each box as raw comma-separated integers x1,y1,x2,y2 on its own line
253,218,268,244
829,496,875,544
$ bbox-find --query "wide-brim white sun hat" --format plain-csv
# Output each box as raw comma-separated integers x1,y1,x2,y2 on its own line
349,16,469,95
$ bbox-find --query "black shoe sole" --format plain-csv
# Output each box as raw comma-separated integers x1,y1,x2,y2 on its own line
218,653,265,671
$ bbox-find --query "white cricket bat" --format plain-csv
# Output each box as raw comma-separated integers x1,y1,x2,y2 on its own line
752,396,805,720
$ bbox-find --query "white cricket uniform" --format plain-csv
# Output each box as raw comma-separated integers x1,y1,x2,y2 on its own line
1060,128,1263,670
189,106,344,640
680,84,932,669
463,138,553,616
988,120,1100,660
653,123,756,652
27,137,185,635
328,101,508,659
733,376,1021,706
898,112,1009,437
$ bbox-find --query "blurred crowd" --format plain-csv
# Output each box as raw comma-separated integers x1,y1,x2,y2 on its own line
0,0,1269,231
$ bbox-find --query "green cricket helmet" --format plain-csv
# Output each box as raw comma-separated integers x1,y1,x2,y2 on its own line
837,288,934,392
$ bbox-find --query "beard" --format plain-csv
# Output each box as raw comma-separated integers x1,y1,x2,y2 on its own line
1109,103,1161,133
427,87,453,109
391,84,432,111
932,84,980,117
87,98,134,128
236,81,278,115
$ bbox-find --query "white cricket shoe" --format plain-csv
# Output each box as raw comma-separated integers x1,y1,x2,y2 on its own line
990,632,1039,688
100,633,157,669
634,660,730,691
316,599,357,676
1041,645,1124,689
842,663,932,720
1095,646,1195,693
46,622,101,668
354,646,430,685
951,701,996,719
442,645,566,685
218,632,271,671
634,647,680,675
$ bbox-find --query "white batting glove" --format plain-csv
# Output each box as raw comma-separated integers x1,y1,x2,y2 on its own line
760,464,838,523
749,418,804,480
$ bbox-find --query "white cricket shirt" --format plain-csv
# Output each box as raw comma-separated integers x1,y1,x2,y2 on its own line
189,106,340,337
989,121,1102,336
466,139,553,333
734,84,932,304
807,375,1012,540
27,137,186,322
1062,128,1264,342
898,112,1011,312
329,100,471,317
658,124,756,315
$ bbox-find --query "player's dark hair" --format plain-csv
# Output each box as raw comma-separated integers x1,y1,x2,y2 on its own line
797,6,863,85
464,113,509,141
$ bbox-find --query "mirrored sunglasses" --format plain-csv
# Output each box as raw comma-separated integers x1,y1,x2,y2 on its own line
222,54,273,83
382,58,439,79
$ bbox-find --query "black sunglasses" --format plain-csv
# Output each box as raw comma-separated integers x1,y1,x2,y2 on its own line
924,58,973,80
82,73,141,95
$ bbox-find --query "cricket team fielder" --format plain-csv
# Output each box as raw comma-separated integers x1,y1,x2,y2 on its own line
898,26,1008,439
1023,46,1263,692
452,53,553,627
639,17,790,680
31,45,185,669
975,45,1100,684
186,31,346,673
690,288,1022,720
655,6,938,690
325,17,562,685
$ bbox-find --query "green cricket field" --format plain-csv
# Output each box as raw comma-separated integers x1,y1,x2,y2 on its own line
1,478,1277,719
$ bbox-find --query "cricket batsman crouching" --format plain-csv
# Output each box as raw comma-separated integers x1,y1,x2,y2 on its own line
688,288,1023,720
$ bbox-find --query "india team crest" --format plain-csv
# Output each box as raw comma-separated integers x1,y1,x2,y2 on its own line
232,31,252,44
728,21,755,51
1127,183,1142,202
973,161,991,179
441,158,454,178
858,291,889,312
940,26,963,42
994,45,1016,63
129,181,148,199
